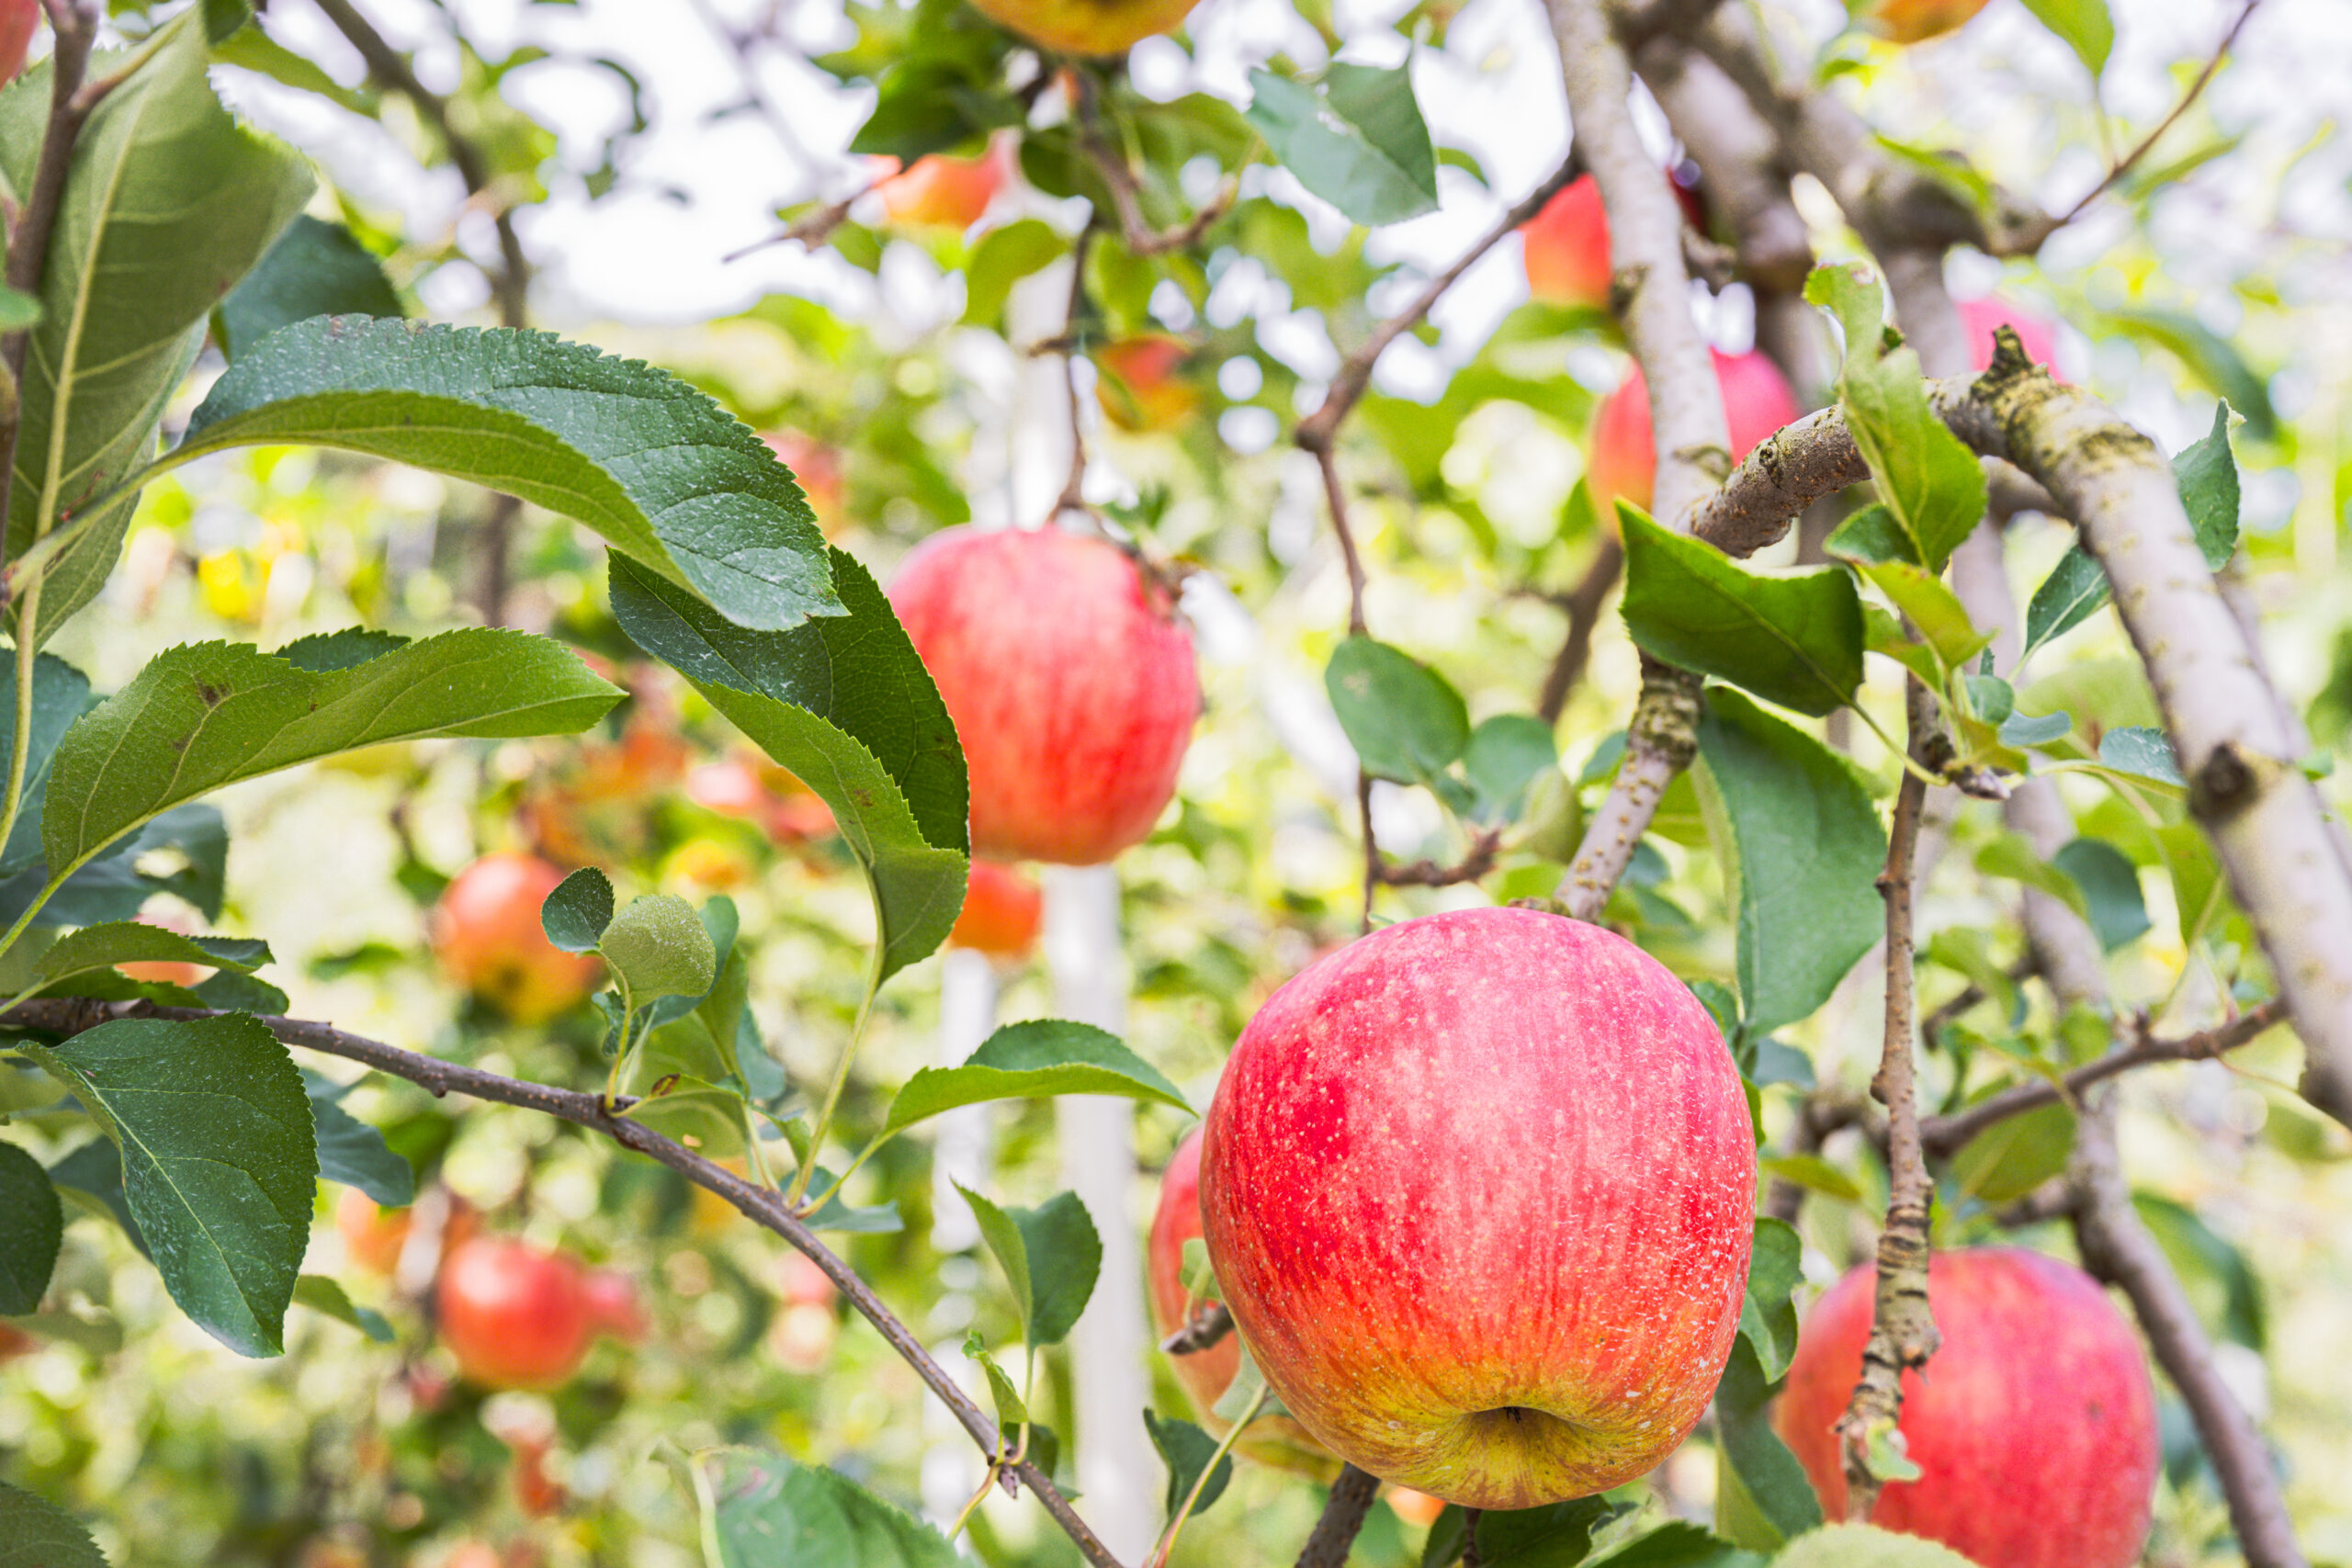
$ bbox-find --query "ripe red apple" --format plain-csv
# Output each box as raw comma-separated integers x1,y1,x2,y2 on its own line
876,141,1010,231
1148,1129,1340,1477
967,0,1204,56
430,853,604,1024
0,0,35,86
1776,1247,2158,1568
947,860,1045,960
1200,906,1756,1509
1956,296,2061,377
888,527,1200,864
1860,0,1990,44
437,1237,625,1391
1587,347,1799,520
1521,177,1612,310
1093,335,1201,433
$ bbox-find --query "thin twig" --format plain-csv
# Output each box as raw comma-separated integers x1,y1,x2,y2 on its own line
1052,228,1099,525
1294,1465,1382,1568
1315,444,1370,639
1158,1302,1231,1356
2055,0,2262,226
1074,74,1240,258
1374,829,1503,889
0,998,1128,1568
1835,678,1939,1520
1533,536,1623,725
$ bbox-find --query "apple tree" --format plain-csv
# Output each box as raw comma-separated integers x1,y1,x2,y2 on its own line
0,0,2345,1565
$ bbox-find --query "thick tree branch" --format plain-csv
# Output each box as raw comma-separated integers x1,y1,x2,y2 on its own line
0,998,1127,1568
1836,679,1939,1519
1294,1465,1382,1568
1158,1302,1231,1356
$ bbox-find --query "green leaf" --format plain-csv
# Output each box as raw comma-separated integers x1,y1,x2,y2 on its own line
4,806,226,932
961,219,1069,327
39,630,621,896
45,1138,144,1256
699,1448,960,1568
963,1332,1028,1427
2000,707,2071,747
0,1480,109,1568
1214,1337,1287,1424
1820,503,1915,567
214,215,403,363
957,1184,1102,1351
2132,1192,2265,1348
1772,1525,1979,1568
1758,1154,1862,1203
1144,1410,1235,1518
1325,637,1470,786
1620,510,1864,716
175,319,840,633
2019,0,2114,77
1245,63,1439,227
1693,690,1886,1035
2098,726,2184,787
25,1016,315,1357
0,654,94,879
541,866,614,953
0,1143,62,1314
600,894,717,1001
1851,563,1987,682
291,1274,393,1342
887,1020,1189,1134
1588,1522,1765,1568
1711,1340,1822,1551
302,1068,414,1207
17,921,269,1001
2052,838,2150,951
1952,1100,2076,1204
1974,830,2092,920
1423,1497,1622,1567
1736,1218,1802,1383
1804,265,1985,571
0,286,40,332
2018,546,2109,666
1461,715,1560,824
0,9,312,649
609,550,967,985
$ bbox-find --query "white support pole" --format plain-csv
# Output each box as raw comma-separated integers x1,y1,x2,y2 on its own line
921,948,1002,1543
1044,863,1156,1562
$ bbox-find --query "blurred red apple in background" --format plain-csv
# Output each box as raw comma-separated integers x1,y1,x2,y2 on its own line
1093,335,1201,433
437,1237,631,1391
1860,0,1990,44
889,527,1199,864
1521,176,1612,310
1148,1128,1340,1477
876,141,1010,231
1588,346,1799,519
0,0,37,86
431,853,603,1024
117,908,213,989
1201,907,1755,1509
947,860,1044,960
1776,1247,2159,1568
1956,295,2061,377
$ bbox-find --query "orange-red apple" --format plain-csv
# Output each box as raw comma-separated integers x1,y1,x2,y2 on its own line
1200,907,1755,1509
1587,346,1799,519
117,908,212,988
1093,335,1201,433
1148,1128,1340,1477
947,860,1045,960
888,527,1199,864
0,0,35,86
436,1237,623,1391
876,142,1010,231
1776,1247,2158,1568
967,0,1204,56
430,853,604,1024
1521,176,1612,310
1860,0,1991,44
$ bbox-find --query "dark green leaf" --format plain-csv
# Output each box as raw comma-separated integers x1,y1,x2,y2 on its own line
1693,690,1886,1035
610,550,967,984
2052,838,2150,951
214,215,402,362
26,1016,314,1356
192,972,289,1015
1325,637,1470,786
0,1480,108,1568
1461,715,1559,824
888,1020,1189,1133
2018,0,2114,75
1423,1497,1622,1568
0,654,94,878
700,1448,960,1568
1620,511,1863,716
600,894,717,1000
291,1274,393,1342
2019,545,2109,666
1711,1340,1822,1550
957,1184,1101,1350
2098,726,2184,786
176,319,840,632
1974,831,2091,920
40,631,620,894
541,866,614,953
45,1139,145,1256
0,1143,62,1313
800,1168,902,1234
5,805,226,931
1144,1410,1234,1518
0,9,312,649
1245,64,1439,227
1820,503,1914,567
18,921,269,1000
1736,1217,1802,1383
0,286,40,332
1952,1100,2076,1204
302,1068,414,1207
1587,1522,1764,1568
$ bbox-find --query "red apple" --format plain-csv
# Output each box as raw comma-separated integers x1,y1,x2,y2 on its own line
436,1237,616,1391
1200,906,1756,1509
947,860,1044,960
1587,346,1799,520
1521,177,1612,310
1386,1486,1448,1529
876,141,1009,231
430,853,605,1024
1776,1247,2158,1568
1860,0,1990,44
967,0,1204,55
336,1188,413,1276
0,1322,34,1361
888,527,1199,864
1148,1129,1340,1477
1956,296,2061,377
0,0,35,86
1093,335,1201,433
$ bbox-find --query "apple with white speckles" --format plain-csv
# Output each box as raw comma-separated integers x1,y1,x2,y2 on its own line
1199,906,1756,1510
